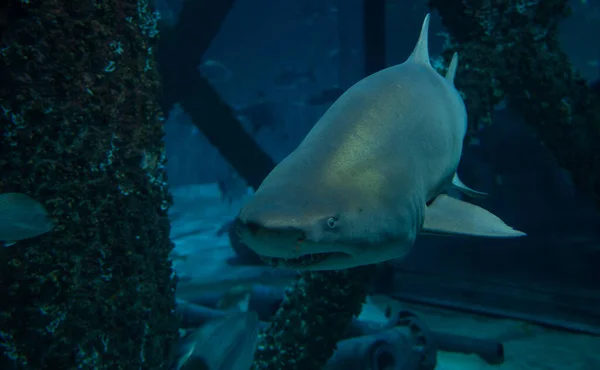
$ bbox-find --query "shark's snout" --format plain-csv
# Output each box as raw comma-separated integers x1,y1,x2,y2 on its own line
237,201,314,257
236,198,360,270
238,206,304,232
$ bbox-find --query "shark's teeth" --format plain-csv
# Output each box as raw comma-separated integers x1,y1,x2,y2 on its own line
260,253,330,268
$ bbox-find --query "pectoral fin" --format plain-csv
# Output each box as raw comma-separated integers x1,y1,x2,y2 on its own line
422,194,525,237
452,173,488,198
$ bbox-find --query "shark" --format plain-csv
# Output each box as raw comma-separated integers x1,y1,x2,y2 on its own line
236,14,525,271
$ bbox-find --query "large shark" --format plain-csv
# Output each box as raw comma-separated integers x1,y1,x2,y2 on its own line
236,14,525,271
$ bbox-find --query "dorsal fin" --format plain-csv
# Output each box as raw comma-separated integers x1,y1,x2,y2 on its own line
408,14,431,66
445,52,459,84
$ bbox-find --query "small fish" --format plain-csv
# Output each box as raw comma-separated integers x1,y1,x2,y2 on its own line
199,59,233,83
273,67,316,88
0,192,55,246
175,311,259,370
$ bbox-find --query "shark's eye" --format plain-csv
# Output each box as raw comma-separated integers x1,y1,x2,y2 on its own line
326,217,337,229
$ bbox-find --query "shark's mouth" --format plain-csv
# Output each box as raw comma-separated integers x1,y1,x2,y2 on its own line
260,252,347,269
238,221,351,268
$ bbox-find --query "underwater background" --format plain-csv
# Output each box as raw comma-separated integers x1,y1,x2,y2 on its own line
1,0,599,369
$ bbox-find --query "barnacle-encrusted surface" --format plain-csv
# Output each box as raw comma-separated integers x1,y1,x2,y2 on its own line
0,1,178,368
429,0,600,208
251,266,375,370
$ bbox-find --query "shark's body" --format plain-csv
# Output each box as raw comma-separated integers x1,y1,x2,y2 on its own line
237,15,525,271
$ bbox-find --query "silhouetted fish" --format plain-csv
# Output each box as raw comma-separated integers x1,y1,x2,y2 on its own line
273,67,316,88
175,311,259,370
0,192,55,246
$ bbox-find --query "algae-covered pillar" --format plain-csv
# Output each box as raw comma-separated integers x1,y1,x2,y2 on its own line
428,0,600,208
251,267,376,370
0,1,178,368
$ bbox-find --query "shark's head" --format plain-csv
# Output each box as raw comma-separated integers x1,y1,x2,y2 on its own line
236,177,418,271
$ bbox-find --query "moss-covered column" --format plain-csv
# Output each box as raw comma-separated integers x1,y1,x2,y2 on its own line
428,0,600,207
0,1,178,368
251,266,375,370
